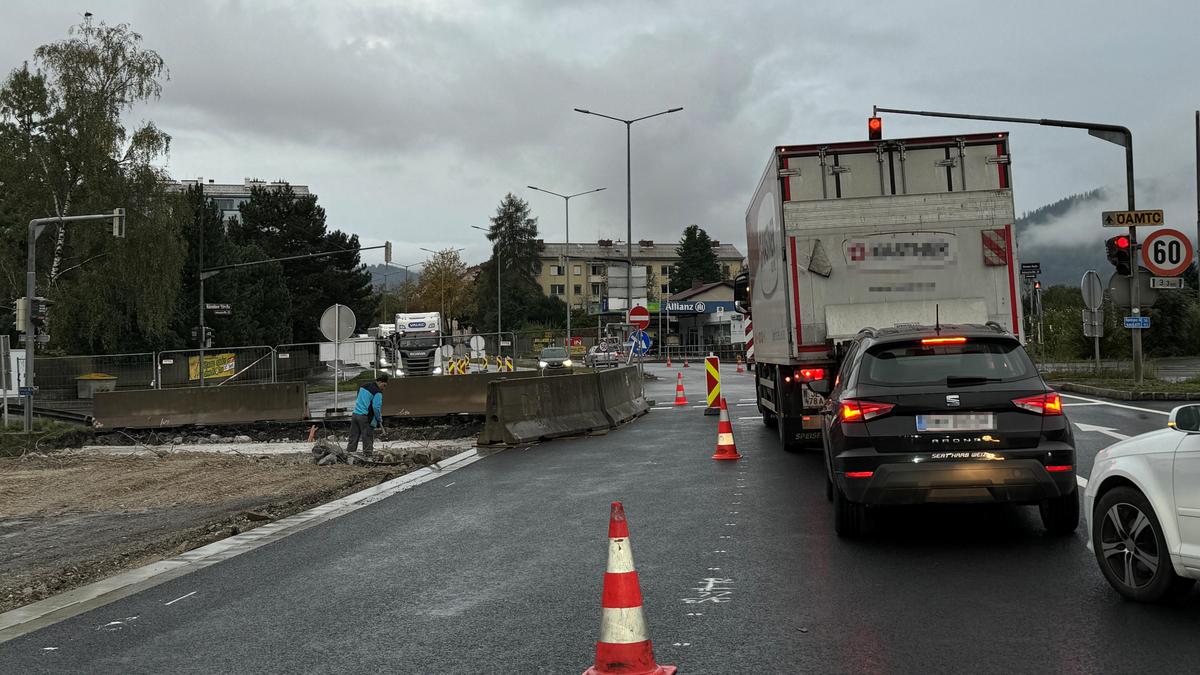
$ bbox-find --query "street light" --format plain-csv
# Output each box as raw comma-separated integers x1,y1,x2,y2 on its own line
873,105,1142,382
23,209,125,431
574,106,682,316
419,246,465,323
379,261,419,320
468,226,503,335
527,186,605,347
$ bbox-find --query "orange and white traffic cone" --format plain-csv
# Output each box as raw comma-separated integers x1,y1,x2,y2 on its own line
736,356,744,374
683,357,689,368
673,372,688,406
712,397,742,461
584,502,677,675
306,425,317,443
666,353,672,368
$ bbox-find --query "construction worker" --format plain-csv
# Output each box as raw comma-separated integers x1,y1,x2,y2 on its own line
347,372,388,458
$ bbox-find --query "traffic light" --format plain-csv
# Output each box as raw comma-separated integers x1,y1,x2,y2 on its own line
1034,280,1041,291
384,240,392,264
29,297,51,331
868,116,883,141
1105,235,1132,276
13,297,27,330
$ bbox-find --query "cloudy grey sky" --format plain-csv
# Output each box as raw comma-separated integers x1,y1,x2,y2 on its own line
2,0,1197,267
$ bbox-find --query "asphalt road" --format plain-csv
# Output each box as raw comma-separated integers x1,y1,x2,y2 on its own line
4,364,1200,673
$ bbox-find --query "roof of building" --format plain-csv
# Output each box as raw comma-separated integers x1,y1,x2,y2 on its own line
167,178,312,198
669,280,734,301
539,240,743,261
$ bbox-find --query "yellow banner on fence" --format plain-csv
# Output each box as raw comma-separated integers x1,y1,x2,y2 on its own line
188,353,236,381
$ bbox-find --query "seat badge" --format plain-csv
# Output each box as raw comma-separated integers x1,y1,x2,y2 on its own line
946,394,961,408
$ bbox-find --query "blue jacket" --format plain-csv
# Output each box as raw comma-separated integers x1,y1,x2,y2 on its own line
353,382,384,427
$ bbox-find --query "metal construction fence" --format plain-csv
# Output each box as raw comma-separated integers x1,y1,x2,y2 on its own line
34,352,156,400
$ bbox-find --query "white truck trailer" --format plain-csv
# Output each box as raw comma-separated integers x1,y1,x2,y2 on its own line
379,312,444,376
739,131,1022,449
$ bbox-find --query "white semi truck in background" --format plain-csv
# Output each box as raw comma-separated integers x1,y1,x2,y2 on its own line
736,131,1022,449
378,311,444,376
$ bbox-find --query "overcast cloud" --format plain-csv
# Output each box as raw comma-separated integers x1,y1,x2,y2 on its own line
2,0,1197,266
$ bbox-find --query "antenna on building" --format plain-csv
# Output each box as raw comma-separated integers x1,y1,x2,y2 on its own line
935,304,941,335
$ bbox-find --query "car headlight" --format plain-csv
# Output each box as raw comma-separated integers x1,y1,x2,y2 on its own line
563,359,573,367
539,361,549,368
433,366,443,375
396,370,406,377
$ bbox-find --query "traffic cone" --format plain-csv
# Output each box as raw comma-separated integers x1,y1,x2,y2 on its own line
584,502,676,675
683,357,689,368
306,425,316,443
666,353,672,368
712,397,742,461
736,356,744,374
673,372,688,406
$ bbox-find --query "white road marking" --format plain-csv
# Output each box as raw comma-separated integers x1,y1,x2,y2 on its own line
736,403,756,407
163,591,196,606
1077,475,1089,488
738,416,762,421
738,398,756,402
652,406,674,411
1063,402,1106,407
443,482,456,488
0,448,488,644
1060,394,1170,416
1073,422,1132,441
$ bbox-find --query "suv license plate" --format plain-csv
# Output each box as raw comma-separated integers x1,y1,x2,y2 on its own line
916,413,995,433
803,388,825,409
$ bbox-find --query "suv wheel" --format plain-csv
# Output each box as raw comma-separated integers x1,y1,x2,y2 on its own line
1093,487,1195,602
1039,490,1079,535
833,480,866,538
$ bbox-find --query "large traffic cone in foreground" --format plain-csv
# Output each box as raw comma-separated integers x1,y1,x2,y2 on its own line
673,372,688,406
712,397,742,460
584,503,677,675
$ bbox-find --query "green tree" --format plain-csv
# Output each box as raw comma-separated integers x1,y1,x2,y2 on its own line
229,184,377,342
669,224,720,293
473,193,559,331
0,18,182,353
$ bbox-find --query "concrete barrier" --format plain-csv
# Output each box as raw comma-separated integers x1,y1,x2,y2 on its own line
478,367,647,446
479,373,612,445
381,371,539,417
93,383,307,429
596,366,649,425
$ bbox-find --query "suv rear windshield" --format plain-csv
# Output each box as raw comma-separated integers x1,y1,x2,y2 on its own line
859,337,1036,387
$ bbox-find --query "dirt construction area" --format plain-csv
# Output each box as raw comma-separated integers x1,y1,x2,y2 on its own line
0,448,454,614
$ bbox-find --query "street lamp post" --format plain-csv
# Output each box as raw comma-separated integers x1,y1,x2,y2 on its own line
24,209,126,430
874,105,1144,384
420,247,465,326
527,186,605,346
469,226,504,335
574,106,682,316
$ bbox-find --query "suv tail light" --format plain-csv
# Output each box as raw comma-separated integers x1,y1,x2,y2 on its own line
840,399,895,423
1012,392,1063,416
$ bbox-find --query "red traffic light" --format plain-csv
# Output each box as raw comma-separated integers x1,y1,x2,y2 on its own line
868,116,883,140
1114,235,1130,249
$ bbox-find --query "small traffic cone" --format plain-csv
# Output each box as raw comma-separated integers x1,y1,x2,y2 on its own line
712,397,742,461
735,356,744,374
306,425,317,443
683,357,689,368
584,502,676,675
673,372,688,406
666,353,672,368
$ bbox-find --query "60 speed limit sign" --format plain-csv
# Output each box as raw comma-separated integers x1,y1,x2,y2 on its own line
1141,228,1194,277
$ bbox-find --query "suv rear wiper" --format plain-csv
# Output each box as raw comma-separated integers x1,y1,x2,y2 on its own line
946,376,1002,387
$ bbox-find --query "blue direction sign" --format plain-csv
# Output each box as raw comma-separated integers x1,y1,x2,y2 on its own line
630,330,652,356
18,386,35,397
1123,316,1151,329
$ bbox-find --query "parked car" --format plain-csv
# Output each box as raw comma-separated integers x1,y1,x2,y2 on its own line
1085,404,1200,602
538,346,573,375
585,345,621,368
809,324,1078,538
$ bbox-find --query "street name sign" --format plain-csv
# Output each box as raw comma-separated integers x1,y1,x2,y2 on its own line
1020,262,1041,274
1123,316,1151,329
1102,209,1164,228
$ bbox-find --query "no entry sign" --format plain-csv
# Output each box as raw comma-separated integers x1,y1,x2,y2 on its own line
627,305,650,330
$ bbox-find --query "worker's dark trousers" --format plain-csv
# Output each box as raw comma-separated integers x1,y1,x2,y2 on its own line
346,414,375,455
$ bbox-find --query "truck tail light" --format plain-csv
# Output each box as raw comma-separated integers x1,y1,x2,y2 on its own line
794,368,826,382
840,399,895,423
1012,392,1063,416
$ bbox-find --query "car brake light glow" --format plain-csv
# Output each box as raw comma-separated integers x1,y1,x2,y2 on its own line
1045,464,1073,472
1012,392,1063,415
840,399,895,422
846,470,874,479
921,336,967,345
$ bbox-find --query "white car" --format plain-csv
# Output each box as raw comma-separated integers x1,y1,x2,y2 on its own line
1085,404,1200,602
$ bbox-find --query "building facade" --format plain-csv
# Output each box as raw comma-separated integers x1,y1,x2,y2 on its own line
534,238,745,313
169,178,315,222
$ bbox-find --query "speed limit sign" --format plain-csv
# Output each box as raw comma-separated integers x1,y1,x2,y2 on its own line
1141,228,1194,277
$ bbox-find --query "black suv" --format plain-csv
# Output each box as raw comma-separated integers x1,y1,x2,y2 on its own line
808,324,1077,538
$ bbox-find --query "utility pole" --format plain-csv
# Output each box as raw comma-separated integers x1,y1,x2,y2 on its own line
875,105,1143,383
198,179,207,386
